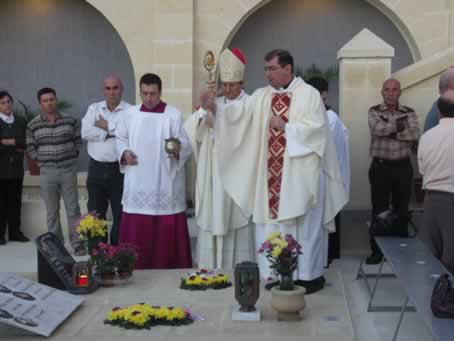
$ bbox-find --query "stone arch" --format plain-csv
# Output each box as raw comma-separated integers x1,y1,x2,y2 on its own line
195,0,434,99
0,0,136,168
86,0,137,84
221,0,421,60
365,0,421,61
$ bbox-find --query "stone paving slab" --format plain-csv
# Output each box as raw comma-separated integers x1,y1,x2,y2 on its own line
0,269,354,341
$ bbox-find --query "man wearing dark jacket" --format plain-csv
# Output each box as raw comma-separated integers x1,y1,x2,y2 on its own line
0,91,29,244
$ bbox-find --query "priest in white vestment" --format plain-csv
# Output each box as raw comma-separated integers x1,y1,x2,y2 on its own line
213,50,348,293
307,76,350,268
116,73,193,269
185,48,251,269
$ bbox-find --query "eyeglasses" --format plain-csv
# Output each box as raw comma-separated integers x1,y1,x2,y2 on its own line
264,65,282,72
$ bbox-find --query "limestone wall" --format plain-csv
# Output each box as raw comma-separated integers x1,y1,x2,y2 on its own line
16,0,454,233
83,0,454,118
87,0,194,114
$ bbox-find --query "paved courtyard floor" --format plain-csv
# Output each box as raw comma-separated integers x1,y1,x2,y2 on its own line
0,242,435,341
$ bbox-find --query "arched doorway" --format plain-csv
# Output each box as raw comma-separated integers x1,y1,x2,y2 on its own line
228,0,413,111
0,0,135,169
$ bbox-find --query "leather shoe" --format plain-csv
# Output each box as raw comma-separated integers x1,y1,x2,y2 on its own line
9,233,30,242
365,253,383,265
295,276,326,294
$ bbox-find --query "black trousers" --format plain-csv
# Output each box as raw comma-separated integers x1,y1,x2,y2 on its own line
0,178,24,239
86,159,124,245
327,213,341,265
368,158,413,255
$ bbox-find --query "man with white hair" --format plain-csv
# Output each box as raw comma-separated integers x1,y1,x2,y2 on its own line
185,48,250,269
424,67,454,132
82,76,131,245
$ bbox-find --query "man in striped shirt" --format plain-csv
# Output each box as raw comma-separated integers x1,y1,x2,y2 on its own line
26,88,81,250
366,79,420,264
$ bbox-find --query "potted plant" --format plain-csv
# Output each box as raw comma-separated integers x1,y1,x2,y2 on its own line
114,243,138,279
74,212,107,255
91,243,116,283
294,63,339,82
258,232,306,321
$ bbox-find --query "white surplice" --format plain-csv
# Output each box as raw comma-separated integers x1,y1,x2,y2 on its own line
327,109,350,198
320,110,351,267
216,77,348,280
116,104,192,215
185,91,252,269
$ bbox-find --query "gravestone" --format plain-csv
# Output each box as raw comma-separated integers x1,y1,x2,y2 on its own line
35,232,98,294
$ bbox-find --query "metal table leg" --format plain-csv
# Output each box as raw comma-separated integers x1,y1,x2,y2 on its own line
366,258,416,313
392,295,410,341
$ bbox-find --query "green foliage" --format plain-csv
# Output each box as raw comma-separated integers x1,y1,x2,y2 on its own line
295,63,339,82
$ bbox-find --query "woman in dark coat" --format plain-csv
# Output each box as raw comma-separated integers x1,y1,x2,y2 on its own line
0,91,29,244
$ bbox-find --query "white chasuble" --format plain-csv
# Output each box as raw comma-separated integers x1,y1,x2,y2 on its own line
185,92,252,269
216,77,348,279
116,105,192,215
216,77,347,227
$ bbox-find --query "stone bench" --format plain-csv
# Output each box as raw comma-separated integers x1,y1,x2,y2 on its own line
359,237,454,341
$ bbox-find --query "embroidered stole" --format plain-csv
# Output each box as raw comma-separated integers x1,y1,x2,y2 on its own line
267,93,291,219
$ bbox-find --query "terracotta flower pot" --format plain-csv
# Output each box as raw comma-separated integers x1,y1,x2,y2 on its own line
271,285,306,321
99,272,116,287
117,271,132,280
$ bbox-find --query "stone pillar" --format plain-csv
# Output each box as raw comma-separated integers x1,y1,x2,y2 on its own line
337,29,394,210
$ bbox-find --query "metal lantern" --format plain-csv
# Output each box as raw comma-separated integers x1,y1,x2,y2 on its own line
234,261,260,312
72,261,93,288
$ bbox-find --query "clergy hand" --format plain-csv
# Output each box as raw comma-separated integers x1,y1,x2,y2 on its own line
95,114,109,131
200,91,216,114
122,150,138,165
206,111,215,129
270,115,287,131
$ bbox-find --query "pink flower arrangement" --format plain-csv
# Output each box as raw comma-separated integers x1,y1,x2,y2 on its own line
258,232,302,290
90,242,138,275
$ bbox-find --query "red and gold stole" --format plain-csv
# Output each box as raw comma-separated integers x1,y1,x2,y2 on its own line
267,93,291,219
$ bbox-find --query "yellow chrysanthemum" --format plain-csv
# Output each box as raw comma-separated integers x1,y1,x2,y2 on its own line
186,275,201,285
129,312,149,326
167,308,186,320
266,232,281,242
213,274,229,283
106,304,188,328
271,245,283,258
76,215,107,240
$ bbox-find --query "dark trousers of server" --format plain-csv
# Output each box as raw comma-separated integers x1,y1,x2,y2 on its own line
368,157,413,259
86,158,124,245
0,178,24,242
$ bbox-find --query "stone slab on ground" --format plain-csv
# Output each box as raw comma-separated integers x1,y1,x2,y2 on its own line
0,269,354,341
